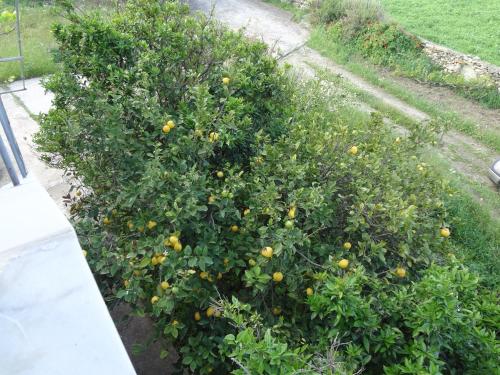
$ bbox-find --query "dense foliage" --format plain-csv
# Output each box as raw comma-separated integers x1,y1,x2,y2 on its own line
36,1,499,373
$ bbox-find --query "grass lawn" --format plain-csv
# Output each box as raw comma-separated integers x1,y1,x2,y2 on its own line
0,1,119,83
381,0,500,66
0,6,59,83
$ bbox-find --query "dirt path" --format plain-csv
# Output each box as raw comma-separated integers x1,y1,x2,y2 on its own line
188,0,499,193
377,70,500,135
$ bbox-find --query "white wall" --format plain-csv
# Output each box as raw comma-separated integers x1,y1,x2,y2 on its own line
0,177,136,375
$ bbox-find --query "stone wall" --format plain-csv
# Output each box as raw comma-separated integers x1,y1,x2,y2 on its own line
291,0,312,8
421,40,500,89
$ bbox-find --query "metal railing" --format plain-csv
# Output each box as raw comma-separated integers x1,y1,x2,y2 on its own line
1,0,27,186
0,96,27,186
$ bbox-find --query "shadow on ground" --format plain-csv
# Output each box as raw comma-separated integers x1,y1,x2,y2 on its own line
111,303,178,375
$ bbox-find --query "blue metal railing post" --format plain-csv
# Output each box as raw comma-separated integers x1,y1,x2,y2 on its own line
0,0,27,187
0,96,27,178
0,134,20,186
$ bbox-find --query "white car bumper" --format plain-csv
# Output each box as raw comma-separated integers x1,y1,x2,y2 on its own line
488,159,500,185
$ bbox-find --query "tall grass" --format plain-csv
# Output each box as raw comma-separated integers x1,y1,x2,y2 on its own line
0,6,59,82
446,190,500,288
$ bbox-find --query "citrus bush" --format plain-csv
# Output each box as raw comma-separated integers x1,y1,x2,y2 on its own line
36,1,498,373
223,262,498,374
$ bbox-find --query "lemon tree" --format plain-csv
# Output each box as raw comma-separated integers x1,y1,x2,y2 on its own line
36,1,499,374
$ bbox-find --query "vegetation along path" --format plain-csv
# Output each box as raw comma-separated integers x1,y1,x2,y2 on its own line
188,0,500,198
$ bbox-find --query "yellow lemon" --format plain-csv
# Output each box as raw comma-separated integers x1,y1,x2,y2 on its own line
147,220,157,230
272,307,282,316
338,259,349,269
158,255,167,264
161,281,170,290
243,208,250,216
173,242,182,252
343,242,352,250
217,272,223,280
209,132,220,142
306,287,313,296
206,306,216,317
167,120,175,129
284,220,294,229
261,246,273,258
172,320,179,326
230,225,239,233
208,195,216,204
222,77,230,85
273,272,284,282
199,271,209,280
151,296,159,304
223,258,230,266
103,217,111,225
82,250,88,257
162,125,171,134
169,235,179,245
163,238,171,247
127,221,134,230
194,311,201,321
288,206,296,219
348,146,358,155
395,267,406,278
440,228,451,238
216,171,224,178
151,256,159,266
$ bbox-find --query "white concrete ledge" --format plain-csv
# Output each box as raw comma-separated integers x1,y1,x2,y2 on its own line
0,176,136,375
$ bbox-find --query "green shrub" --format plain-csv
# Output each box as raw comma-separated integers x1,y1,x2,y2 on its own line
0,0,16,33
356,22,422,60
315,0,382,37
224,264,499,374
315,0,347,24
36,1,499,373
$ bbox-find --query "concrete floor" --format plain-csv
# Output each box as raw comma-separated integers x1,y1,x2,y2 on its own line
0,78,68,211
